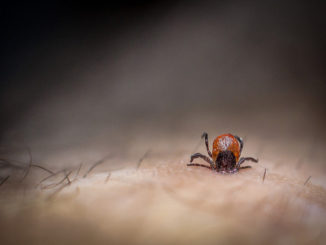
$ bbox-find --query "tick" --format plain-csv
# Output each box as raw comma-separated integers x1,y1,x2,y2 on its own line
188,132,258,173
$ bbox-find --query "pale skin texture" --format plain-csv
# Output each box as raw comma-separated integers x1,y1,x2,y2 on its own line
1,129,326,245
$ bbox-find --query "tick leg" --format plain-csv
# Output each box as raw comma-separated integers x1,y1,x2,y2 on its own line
189,153,214,169
201,132,212,157
236,157,258,168
187,163,211,169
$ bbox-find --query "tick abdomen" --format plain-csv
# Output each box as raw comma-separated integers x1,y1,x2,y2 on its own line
212,134,241,162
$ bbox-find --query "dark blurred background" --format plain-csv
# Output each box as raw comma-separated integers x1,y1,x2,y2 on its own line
1,0,326,158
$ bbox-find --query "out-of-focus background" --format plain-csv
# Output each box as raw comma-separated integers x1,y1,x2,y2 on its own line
1,1,326,244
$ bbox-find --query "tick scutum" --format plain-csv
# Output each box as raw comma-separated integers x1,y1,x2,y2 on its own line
216,150,236,171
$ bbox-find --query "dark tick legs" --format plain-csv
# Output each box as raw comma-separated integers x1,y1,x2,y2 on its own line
188,133,257,172
236,157,258,168
201,132,212,157
186,163,212,169
187,133,214,170
188,153,214,169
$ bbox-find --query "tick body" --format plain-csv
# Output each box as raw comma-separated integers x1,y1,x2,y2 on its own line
188,132,258,173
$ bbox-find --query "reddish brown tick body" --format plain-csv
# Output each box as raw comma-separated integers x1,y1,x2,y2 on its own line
188,132,258,173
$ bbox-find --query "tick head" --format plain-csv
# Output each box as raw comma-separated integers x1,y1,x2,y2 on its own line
216,150,237,173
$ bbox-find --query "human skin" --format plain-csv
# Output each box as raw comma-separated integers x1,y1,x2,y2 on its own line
1,128,326,245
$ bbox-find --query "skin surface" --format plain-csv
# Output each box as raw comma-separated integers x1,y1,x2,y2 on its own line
1,130,326,245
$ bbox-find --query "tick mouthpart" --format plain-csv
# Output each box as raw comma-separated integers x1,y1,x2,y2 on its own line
217,167,238,174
